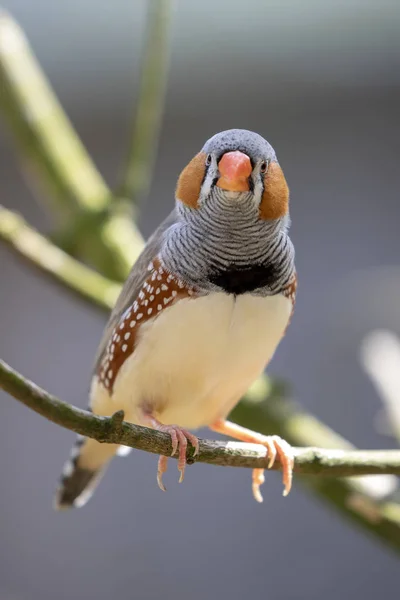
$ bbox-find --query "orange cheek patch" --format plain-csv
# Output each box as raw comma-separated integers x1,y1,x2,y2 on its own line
259,162,289,220
175,152,206,209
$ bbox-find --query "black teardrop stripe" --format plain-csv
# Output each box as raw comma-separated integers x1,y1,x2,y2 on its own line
208,263,278,295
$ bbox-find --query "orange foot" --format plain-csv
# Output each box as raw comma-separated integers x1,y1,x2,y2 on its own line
210,419,294,502
142,415,199,491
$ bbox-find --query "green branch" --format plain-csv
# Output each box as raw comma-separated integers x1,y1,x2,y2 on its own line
0,11,109,217
1,358,400,555
0,206,120,310
0,11,143,280
116,0,173,206
2,358,400,477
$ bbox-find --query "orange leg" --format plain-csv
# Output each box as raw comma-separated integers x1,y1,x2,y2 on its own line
210,419,294,502
141,414,199,491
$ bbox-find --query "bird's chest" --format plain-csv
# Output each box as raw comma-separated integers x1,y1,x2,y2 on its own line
113,291,292,428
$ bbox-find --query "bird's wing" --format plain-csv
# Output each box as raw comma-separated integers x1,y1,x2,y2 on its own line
93,209,177,373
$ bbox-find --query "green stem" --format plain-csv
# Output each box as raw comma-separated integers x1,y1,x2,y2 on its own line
2,358,400,478
0,206,120,310
0,11,109,217
0,11,144,280
116,0,173,206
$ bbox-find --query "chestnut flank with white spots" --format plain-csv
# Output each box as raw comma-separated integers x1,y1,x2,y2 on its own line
97,257,197,393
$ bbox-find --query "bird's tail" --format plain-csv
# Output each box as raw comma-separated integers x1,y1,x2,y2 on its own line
54,435,121,510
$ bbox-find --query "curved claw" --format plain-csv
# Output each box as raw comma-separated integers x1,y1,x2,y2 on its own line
256,435,294,500
157,455,168,492
209,420,294,502
252,469,265,503
147,419,199,491
270,436,294,496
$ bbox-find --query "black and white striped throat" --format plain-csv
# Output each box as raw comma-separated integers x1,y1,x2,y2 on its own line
161,188,295,296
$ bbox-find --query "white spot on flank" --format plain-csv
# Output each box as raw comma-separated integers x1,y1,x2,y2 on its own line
151,273,156,281
69,445,80,460
139,291,145,300
157,304,162,311
156,288,160,294
63,461,73,477
137,313,143,320
164,297,171,305
161,283,168,291
108,369,113,378
119,323,124,330
124,332,131,340
178,280,184,288
150,295,154,301
157,275,162,281
172,290,177,297
130,320,136,328
111,344,115,353
167,275,173,282
144,299,149,306
148,262,154,271
148,287,154,293
148,308,153,315
116,335,121,342
113,333,118,341
122,344,128,352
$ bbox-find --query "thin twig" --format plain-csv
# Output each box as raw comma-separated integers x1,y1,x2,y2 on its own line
1,358,400,476
2,360,400,553
116,0,173,206
0,206,120,310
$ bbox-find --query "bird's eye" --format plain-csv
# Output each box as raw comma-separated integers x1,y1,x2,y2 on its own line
260,161,269,174
205,154,212,167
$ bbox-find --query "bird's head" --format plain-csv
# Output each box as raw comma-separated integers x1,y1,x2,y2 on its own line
176,129,289,221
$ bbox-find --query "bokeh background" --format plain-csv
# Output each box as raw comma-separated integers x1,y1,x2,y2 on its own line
1,1,400,598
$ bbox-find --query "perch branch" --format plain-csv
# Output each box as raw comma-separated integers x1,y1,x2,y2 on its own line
116,0,173,206
2,358,400,477
2,363,400,554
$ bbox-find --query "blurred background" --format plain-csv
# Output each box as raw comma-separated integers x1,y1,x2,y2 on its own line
1,1,400,598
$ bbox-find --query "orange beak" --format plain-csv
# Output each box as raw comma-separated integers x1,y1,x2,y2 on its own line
216,151,252,192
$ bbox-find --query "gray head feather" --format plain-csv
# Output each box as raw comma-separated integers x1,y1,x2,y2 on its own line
202,129,278,163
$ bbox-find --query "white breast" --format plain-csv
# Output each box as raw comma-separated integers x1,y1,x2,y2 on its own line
92,293,292,429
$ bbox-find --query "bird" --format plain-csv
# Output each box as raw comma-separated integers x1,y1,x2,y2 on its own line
55,128,297,509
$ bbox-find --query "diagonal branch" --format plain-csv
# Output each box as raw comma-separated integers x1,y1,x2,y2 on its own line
2,359,400,554
0,11,143,280
0,11,109,217
1,358,400,477
0,205,120,310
